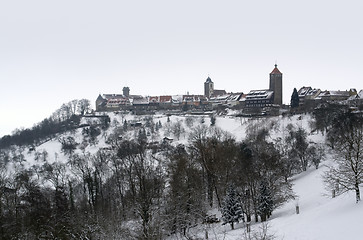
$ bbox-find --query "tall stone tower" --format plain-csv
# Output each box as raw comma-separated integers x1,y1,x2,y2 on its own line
204,76,214,98
123,86,130,97
269,64,283,105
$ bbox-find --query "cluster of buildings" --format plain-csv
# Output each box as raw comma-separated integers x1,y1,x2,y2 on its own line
297,87,362,109
95,64,362,113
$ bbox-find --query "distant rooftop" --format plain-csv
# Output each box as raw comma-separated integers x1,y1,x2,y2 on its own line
270,64,282,74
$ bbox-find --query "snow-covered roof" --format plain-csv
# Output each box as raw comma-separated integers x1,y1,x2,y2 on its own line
246,90,274,99
348,89,363,100
132,97,149,105
103,94,127,100
329,90,350,96
298,87,312,97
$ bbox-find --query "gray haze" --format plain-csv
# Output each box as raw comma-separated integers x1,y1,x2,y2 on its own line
1,0,362,136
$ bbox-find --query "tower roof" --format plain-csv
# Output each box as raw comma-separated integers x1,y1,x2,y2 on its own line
205,76,213,83
270,64,282,74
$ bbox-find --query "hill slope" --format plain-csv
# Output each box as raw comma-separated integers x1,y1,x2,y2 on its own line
2,112,362,239
167,162,362,240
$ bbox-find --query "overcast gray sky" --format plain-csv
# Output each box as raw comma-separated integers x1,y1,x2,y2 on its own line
1,0,362,137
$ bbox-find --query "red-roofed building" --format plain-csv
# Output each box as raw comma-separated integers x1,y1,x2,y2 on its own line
160,96,172,104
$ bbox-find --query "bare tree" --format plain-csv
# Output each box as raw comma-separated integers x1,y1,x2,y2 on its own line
77,99,91,115
286,127,309,171
325,112,363,203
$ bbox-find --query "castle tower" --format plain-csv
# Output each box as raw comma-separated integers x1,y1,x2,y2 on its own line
123,86,130,97
204,76,214,98
269,64,283,105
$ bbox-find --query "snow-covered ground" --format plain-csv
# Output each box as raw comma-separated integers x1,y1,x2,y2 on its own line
270,162,363,240
167,163,362,240
5,112,362,239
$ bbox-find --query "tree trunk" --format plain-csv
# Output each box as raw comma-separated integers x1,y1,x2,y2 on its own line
214,184,221,208
355,182,360,203
207,173,214,207
254,211,258,223
246,214,251,222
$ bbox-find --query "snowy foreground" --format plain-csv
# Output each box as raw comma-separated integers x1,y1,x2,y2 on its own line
168,163,363,240
270,164,362,240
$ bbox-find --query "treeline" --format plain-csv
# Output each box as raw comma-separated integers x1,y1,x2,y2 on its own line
0,99,91,149
0,113,329,239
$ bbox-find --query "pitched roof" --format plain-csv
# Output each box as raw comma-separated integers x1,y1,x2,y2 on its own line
270,64,282,74
212,89,227,97
348,89,363,100
160,95,172,103
102,94,126,100
298,87,312,96
149,96,159,103
246,90,274,100
205,76,213,83
96,94,104,101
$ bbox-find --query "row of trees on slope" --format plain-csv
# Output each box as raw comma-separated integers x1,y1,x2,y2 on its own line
0,114,328,239
0,99,91,149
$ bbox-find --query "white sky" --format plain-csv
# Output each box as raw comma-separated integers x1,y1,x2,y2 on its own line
1,0,362,137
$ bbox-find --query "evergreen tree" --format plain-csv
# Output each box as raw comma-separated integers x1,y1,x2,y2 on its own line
258,181,273,222
210,115,216,126
290,88,299,108
123,119,128,131
138,128,147,145
221,185,243,230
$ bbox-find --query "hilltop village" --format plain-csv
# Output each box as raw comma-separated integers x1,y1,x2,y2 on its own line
95,65,363,115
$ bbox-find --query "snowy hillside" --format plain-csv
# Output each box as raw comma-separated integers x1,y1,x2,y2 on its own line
166,161,363,240
270,163,363,240
2,111,362,239
9,112,317,168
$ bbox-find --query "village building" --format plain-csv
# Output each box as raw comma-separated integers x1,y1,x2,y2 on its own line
245,90,274,108
95,64,358,114
148,95,176,109
95,87,142,111
182,95,208,107
96,94,131,111
348,89,363,107
209,92,244,108
204,76,227,98
316,90,354,102
245,64,283,108
297,87,321,108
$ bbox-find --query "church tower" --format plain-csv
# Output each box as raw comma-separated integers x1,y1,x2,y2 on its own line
204,76,214,98
269,64,283,105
